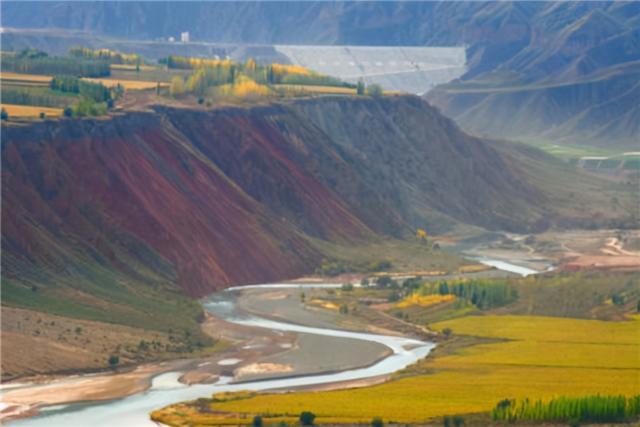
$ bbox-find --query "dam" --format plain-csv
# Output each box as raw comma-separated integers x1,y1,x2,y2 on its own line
275,45,467,95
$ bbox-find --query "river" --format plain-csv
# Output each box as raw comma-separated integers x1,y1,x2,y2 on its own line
8,258,536,426
8,287,435,427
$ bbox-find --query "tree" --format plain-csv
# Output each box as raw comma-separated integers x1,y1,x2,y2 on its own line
39,112,46,119
300,292,306,303
452,416,465,427
375,275,393,288
107,99,114,109
371,417,384,427
252,415,263,427
108,355,119,367
367,84,383,97
443,416,451,427
442,328,453,338
341,283,354,292
299,411,316,426
416,228,428,241
356,79,365,95
170,76,185,96
339,304,349,315
63,107,73,117
1,108,8,120
361,278,370,287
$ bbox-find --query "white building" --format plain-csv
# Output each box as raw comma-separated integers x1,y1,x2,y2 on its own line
180,32,190,43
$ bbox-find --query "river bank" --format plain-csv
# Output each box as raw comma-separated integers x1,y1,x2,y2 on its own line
1,282,427,425
0,253,558,425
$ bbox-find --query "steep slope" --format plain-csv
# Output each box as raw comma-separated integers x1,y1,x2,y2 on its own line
2,96,635,311
428,61,640,147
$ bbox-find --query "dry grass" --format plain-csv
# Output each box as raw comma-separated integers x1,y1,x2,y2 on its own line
275,84,356,95
109,64,159,71
153,315,640,425
1,72,52,83
82,78,168,90
1,104,63,117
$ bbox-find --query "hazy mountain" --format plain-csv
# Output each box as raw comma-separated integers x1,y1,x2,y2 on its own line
2,1,638,146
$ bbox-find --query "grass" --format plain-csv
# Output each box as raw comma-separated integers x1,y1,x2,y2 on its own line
308,238,468,275
152,272,640,425
1,104,63,117
185,316,639,424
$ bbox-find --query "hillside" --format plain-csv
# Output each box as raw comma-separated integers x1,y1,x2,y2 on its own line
3,96,634,301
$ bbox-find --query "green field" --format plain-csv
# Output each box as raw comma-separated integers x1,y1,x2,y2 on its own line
152,272,640,426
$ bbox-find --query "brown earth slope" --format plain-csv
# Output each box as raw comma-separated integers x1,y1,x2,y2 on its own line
2,96,635,304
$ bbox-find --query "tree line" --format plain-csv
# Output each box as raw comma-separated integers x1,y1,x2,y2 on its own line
2,50,110,77
50,75,112,103
418,278,518,310
492,395,640,424
69,47,141,65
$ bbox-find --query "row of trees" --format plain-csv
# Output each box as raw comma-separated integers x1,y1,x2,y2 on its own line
1,87,72,108
492,395,640,424
2,52,111,77
51,76,112,103
69,47,141,65
421,279,518,310
165,56,353,92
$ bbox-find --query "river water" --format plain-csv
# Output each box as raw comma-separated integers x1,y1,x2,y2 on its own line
9,258,537,426
9,288,435,427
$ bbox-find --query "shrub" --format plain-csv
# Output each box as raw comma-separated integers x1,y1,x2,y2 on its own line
1,109,8,120
299,411,316,426
252,415,263,427
452,415,464,426
367,84,384,97
442,328,453,338
39,112,46,119
108,355,119,367
63,107,73,117
371,417,384,427
341,283,354,292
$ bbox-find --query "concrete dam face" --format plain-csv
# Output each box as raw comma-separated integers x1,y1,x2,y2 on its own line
274,45,467,95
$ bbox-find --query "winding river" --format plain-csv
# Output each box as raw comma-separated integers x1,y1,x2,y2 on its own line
8,258,536,426
9,287,435,427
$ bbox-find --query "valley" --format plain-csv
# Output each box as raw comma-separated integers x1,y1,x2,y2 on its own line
1,3,639,425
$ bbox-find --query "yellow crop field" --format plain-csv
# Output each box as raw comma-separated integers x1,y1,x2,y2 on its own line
82,78,168,90
154,315,640,425
1,72,52,84
433,315,640,344
1,104,63,117
109,64,159,71
395,293,455,308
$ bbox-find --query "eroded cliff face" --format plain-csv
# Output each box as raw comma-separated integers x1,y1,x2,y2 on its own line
1,96,558,298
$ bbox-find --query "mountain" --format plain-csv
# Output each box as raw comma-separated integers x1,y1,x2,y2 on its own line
2,96,633,302
2,96,636,378
2,1,638,147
